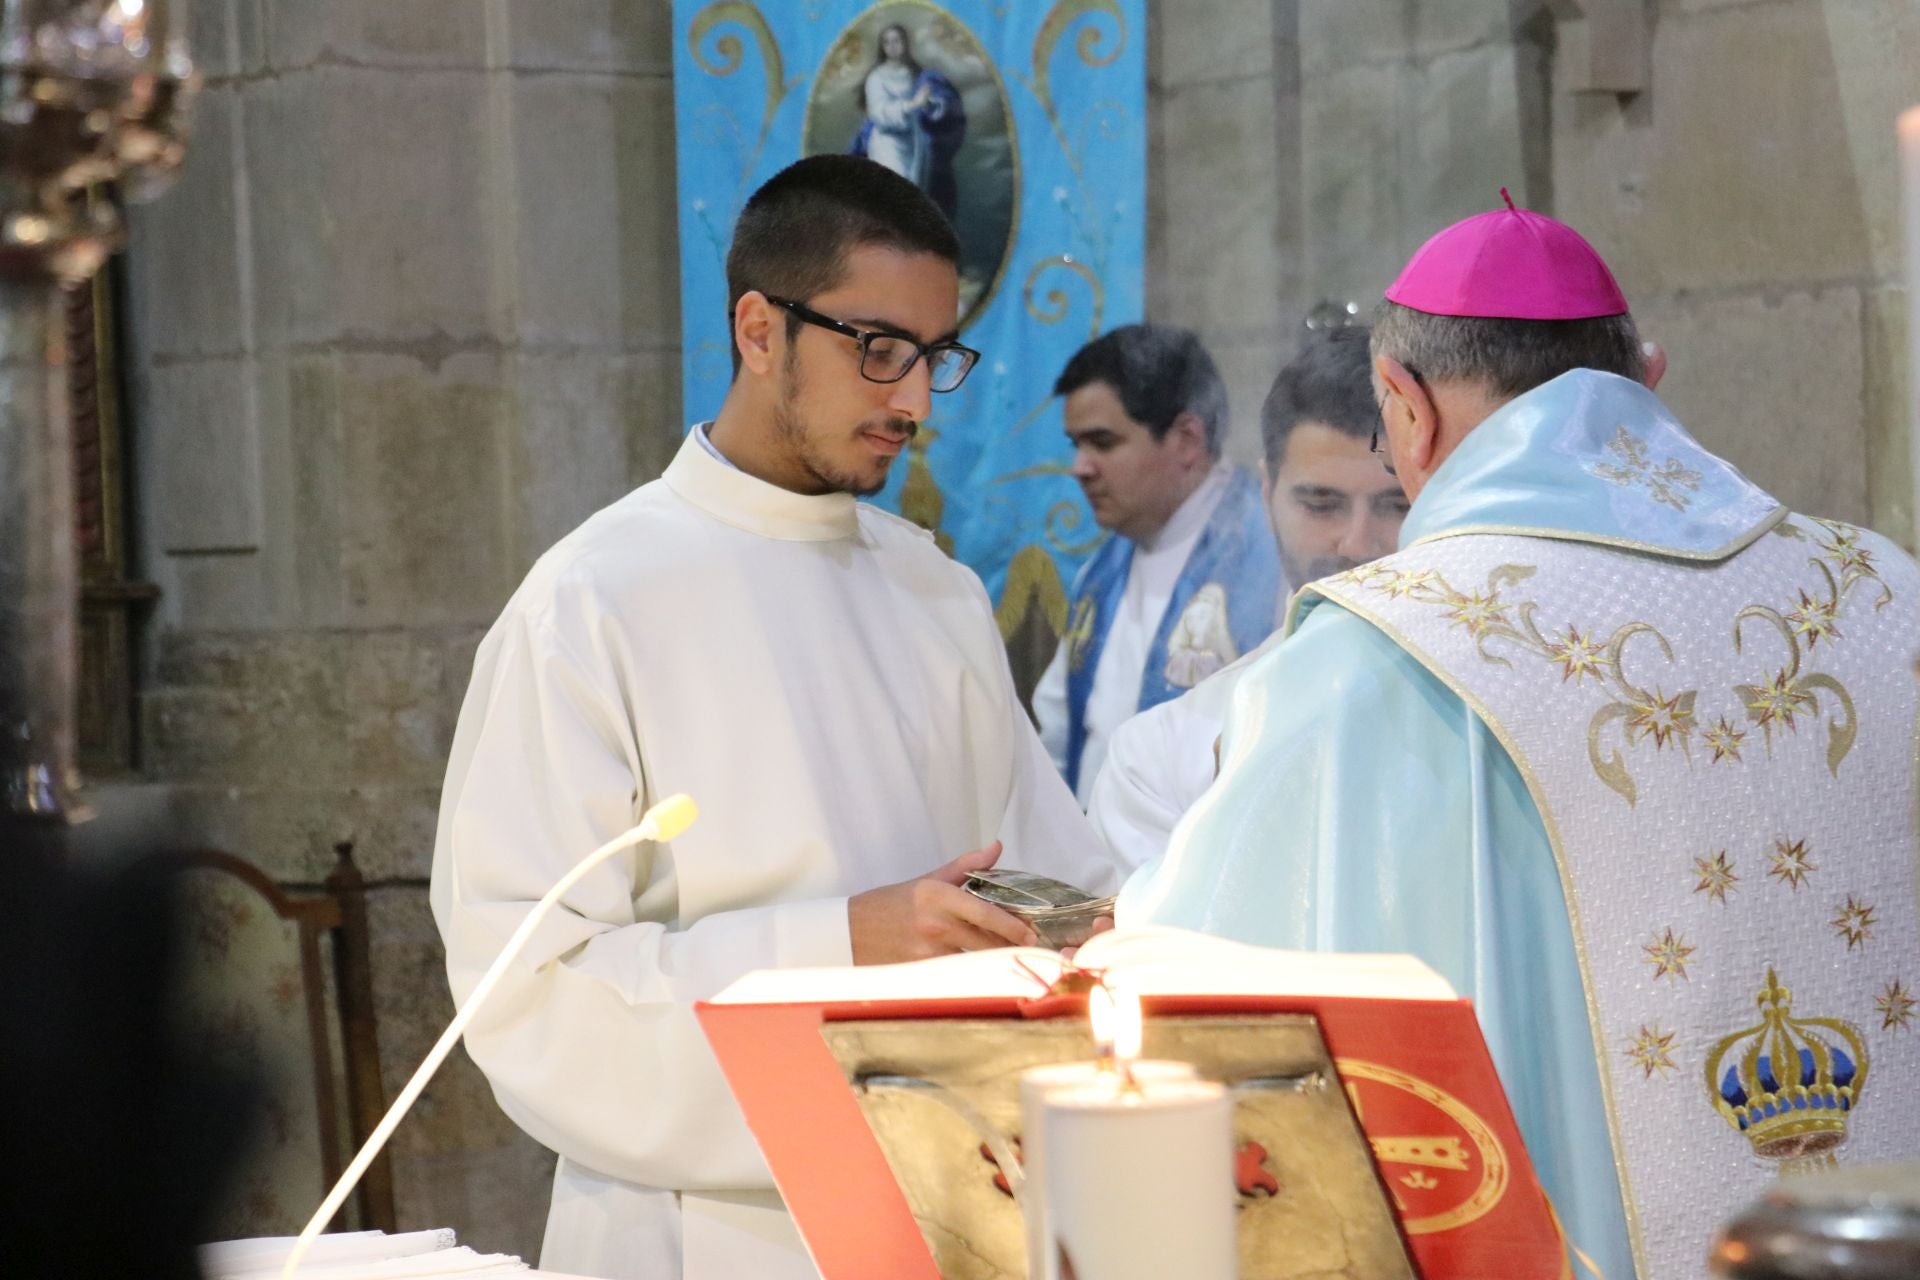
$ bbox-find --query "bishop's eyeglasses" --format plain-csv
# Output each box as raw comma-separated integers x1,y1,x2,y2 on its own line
764,295,981,393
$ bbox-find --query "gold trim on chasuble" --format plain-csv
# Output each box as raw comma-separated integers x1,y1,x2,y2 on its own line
1301,513,1913,1279
1404,502,1788,564
1297,579,1650,1274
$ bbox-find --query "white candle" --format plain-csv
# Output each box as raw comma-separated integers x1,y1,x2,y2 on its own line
1901,106,1920,553
1042,1075,1235,1280
1019,1059,1196,1280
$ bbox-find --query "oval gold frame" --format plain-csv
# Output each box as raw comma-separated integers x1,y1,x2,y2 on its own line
800,0,1022,333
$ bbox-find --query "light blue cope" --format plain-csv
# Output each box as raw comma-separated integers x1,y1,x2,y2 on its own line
1118,369,1785,1279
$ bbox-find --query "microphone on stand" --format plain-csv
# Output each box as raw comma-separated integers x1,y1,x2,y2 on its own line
280,793,701,1280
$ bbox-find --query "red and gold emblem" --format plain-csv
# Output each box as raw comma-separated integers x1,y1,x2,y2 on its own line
1337,1058,1511,1235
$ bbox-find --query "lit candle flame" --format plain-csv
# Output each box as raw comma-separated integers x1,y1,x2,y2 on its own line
1087,982,1142,1070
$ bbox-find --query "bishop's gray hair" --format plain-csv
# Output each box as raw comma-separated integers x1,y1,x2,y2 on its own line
1369,300,1647,400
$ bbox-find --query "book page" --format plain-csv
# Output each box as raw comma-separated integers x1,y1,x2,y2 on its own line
708,925,1454,1005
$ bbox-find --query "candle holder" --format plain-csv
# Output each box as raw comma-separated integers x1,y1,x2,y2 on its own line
0,1,195,828
820,1014,1417,1280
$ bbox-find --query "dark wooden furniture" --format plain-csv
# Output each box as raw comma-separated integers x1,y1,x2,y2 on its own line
175,842,397,1235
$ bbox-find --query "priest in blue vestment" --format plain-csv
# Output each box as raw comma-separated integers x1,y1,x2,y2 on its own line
1033,324,1284,803
1120,200,1920,1278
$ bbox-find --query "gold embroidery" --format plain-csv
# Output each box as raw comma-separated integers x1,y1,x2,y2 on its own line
1623,1025,1678,1079
1767,837,1817,891
1692,852,1739,904
1831,896,1878,951
1876,980,1916,1031
1587,426,1704,513
1732,608,1857,775
1703,718,1747,764
1811,519,1891,610
1342,517,1892,806
1641,927,1696,980
1545,626,1611,683
1624,688,1696,750
1784,589,1842,648
1706,968,1866,1163
1063,596,1096,673
1343,564,1693,805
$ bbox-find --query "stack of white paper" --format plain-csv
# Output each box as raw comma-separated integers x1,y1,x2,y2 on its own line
199,1229,595,1280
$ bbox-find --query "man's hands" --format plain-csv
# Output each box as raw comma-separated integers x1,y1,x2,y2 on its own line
849,841,1040,965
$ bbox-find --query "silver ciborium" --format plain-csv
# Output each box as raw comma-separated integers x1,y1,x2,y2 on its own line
0,1,193,828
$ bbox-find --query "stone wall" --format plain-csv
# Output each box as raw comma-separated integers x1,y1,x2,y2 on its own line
118,0,684,1258
1555,0,1920,542
1149,0,1300,464
104,0,1918,1264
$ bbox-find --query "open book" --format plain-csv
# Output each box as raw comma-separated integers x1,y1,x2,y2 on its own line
711,924,1458,1005
698,925,1565,1280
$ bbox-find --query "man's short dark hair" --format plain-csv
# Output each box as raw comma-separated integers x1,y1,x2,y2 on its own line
1052,324,1228,457
1260,326,1379,472
725,155,961,373
1370,300,1646,400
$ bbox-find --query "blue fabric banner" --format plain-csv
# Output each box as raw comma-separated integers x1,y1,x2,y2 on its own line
672,0,1146,639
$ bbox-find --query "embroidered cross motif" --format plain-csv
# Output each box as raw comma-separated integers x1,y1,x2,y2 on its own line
1587,426,1703,513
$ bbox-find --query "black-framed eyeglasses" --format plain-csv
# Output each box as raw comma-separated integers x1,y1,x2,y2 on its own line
765,295,981,393
1368,426,1396,477
1369,363,1423,477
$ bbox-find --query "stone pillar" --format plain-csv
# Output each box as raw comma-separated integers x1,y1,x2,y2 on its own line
1146,0,1301,464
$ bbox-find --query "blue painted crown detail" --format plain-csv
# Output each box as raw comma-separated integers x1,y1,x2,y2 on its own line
1706,968,1868,1161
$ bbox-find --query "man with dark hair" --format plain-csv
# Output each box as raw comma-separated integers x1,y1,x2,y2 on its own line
1086,325,1404,868
1032,323,1282,803
1122,200,1920,1278
1258,325,1407,586
432,154,1121,1280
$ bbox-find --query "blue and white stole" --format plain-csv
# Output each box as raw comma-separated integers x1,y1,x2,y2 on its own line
1062,466,1282,792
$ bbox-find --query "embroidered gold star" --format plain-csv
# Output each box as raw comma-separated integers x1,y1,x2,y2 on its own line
1625,688,1696,751
1623,1025,1678,1078
1877,980,1916,1031
1768,837,1817,891
1545,626,1610,683
1784,590,1842,649
1833,543,1876,576
1642,927,1696,981
1831,896,1878,951
1692,852,1739,904
1740,670,1818,735
1380,569,1436,600
1703,717,1747,764
1442,588,1508,636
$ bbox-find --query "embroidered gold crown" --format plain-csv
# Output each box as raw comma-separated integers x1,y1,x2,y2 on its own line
1705,968,1868,1161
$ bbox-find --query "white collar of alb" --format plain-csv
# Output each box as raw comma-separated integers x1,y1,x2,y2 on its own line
664,427,860,542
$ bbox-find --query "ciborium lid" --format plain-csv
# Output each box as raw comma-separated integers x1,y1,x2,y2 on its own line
1710,1161,1920,1279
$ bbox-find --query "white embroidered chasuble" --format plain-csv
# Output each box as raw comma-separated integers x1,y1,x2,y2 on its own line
431,430,1117,1280
1315,515,1920,1276
1121,370,1920,1279
1303,385,1920,1277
